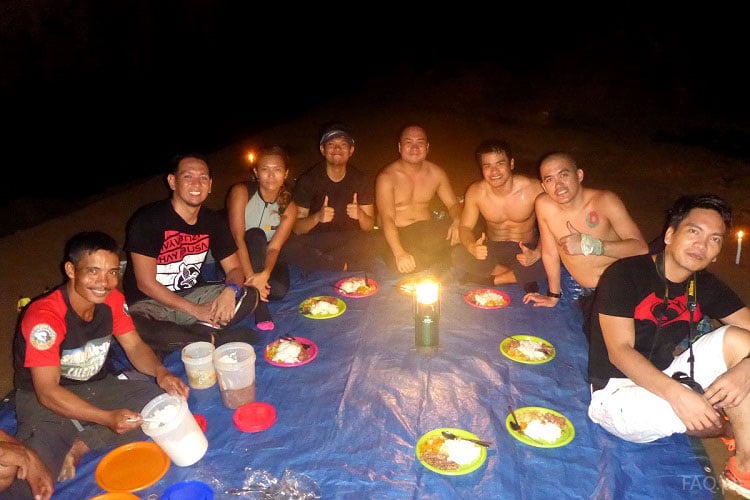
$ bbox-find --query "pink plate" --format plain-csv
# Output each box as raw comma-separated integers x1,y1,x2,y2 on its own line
335,277,379,298
464,288,511,309
264,337,318,367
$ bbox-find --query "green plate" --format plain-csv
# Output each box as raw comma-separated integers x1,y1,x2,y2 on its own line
416,427,488,475
499,335,556,364
299,296,346,319
505,406,574,448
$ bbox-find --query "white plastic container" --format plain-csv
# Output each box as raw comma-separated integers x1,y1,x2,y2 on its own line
181,341,217,389
213,342,256,409
140,393,208,467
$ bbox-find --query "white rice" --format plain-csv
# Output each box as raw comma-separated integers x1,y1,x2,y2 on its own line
441,439,481,465
524,419,562,442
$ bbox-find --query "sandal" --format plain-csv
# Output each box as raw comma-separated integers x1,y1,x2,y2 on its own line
721,456,750,498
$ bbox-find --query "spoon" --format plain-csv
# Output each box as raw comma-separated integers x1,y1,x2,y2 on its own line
507,406,543,444
126,417,160,423
280,334,311,349
507,406,523,432
441,430,492,447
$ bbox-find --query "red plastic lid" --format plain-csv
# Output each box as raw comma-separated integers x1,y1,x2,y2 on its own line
193,413,208,432
233,402,276,432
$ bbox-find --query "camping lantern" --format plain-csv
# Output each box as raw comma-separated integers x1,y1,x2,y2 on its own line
414,280,440,347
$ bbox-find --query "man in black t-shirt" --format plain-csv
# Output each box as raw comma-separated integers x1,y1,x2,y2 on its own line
123,153,260,355
285,122,379,272
586,194,750,498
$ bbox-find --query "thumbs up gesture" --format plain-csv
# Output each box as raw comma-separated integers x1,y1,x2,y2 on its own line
559,221,584,255
318,195,334,224
470,232,488,260
346,192,359,220
516,241,541,266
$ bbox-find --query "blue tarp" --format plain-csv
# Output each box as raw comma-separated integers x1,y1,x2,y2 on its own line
0,262,719,499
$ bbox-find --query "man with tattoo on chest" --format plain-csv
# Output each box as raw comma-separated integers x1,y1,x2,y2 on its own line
523,152,648,341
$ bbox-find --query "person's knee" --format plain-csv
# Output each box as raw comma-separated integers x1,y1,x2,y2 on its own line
0,464,18,491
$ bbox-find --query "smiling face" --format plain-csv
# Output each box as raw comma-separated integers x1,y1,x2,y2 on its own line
320,137,354,167
168,156,212,208
664,207,726,277
65,249,121,305
539,155,583,205
480,151,514,189
398,126,429,164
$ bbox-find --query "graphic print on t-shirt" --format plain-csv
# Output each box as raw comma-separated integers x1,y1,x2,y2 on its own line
156,230,209,291
634,293,697,327
60,336,111,381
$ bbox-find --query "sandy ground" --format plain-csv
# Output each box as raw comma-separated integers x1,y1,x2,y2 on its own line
1,66,748,494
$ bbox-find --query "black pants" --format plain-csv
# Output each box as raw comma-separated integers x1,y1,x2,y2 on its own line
245,228,290,299
284,229,382,272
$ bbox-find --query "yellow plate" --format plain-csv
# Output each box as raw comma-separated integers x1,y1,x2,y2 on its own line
299,296,346,319
499,335,556,364
415,427,488,475
505,406,575,448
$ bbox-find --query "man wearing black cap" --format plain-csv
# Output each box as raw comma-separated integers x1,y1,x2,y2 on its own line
284,121,378,271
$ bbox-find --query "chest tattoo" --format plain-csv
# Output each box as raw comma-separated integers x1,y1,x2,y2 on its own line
586,211,599,228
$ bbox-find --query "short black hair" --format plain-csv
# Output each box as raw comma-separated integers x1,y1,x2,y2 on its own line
64,231,119,266
168,152,211,176
474,139,513,166
666,193,733,232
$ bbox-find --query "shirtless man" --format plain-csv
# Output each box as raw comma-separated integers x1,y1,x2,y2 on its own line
523,152,648,337
451,139,546,292
375,124,462,273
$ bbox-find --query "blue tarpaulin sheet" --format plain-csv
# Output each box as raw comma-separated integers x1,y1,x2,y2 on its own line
0,263,718,499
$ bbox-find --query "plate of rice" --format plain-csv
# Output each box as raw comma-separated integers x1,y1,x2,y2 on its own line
335,277,378,298
298,296,346,319
264,337,318,367
416,427,488,475
464,288,510,309
500,335,556,364
505,406,574,448
396,277,420,296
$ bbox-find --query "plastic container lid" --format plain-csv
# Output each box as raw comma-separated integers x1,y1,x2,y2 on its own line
233,401,276,432
160,480,214,499
193,413,208,432
89,493,140,500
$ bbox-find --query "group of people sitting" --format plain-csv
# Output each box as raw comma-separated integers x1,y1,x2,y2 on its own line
4,120,750,499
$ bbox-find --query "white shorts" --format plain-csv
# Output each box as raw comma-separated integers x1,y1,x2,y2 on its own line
588,325,729,443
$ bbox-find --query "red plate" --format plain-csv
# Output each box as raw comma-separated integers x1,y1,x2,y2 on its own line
264,337,318,367
464,288,511,309
233,402,277,432
335,277,379,298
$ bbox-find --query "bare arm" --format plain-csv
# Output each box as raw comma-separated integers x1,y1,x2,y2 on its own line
457,184,485,258
0,430,53,499
524,198,561,307
435,170,461,245
375,170,414,272
600,313,723,432
561,192,648,258
225,183,254,280
721,307,750,330
117,330,189,399
293,196,334,235
251,202,298,292
30,366,143,434
130,252,211,320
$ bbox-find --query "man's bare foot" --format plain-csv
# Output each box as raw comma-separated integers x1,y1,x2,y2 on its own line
57,438,89,481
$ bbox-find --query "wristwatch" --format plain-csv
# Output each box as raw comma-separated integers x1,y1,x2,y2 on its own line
546,291,562,299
